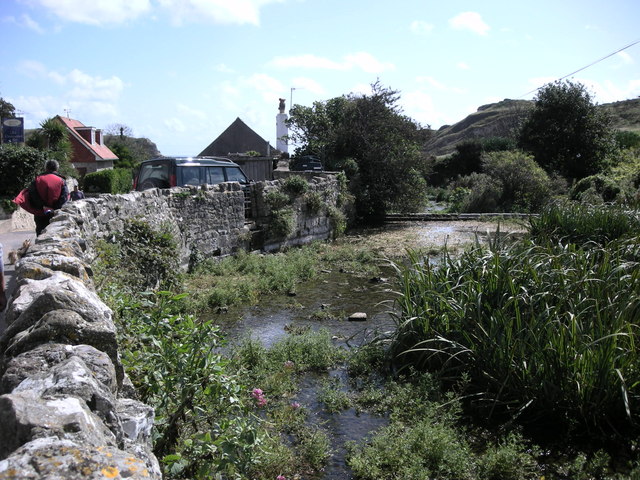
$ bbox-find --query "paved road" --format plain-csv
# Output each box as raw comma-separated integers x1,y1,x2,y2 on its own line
1,229,36,332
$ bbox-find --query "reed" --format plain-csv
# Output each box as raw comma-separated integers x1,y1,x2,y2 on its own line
530,202,640,245
390,236,640,437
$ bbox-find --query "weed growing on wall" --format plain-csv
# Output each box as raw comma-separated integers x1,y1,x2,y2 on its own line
304,191,324,213
264,189,290,210
269,207,296,238
282,175,309,196
94,218,181,292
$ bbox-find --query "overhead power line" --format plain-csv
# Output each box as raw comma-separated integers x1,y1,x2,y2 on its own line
519,38,640,98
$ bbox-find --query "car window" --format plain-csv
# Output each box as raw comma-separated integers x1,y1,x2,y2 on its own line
138,162,169,189
180,166,203,186
206,167,225,184
225,167,247,183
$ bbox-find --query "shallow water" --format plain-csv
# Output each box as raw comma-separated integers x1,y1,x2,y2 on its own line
219,270,398,479
222,270,398,349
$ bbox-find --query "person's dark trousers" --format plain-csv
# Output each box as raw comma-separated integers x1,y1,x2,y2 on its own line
34,215,51,236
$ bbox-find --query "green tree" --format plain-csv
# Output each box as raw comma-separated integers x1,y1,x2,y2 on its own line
26,117,76,178
104,123,161,166
0,144,48,196
0,97,16,119
287,81,429,219
518,80,616,180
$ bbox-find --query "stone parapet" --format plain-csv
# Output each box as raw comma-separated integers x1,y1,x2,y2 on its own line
0,177,343,478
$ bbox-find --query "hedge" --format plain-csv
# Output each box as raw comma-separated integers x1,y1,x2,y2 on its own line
84,168,133,194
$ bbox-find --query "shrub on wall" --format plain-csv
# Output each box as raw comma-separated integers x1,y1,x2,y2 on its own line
270,207,296,238
282,175,309,195
84,168,132,194
265,190,290,210
304,191,324,213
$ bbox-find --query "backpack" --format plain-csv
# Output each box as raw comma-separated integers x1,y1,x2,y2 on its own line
27,179,44,210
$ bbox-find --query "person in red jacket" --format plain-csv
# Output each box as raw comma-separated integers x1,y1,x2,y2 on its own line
28,160,69,235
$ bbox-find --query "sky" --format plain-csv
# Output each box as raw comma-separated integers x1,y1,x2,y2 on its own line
1,0,639,156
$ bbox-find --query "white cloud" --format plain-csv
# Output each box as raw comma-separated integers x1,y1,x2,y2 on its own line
457,62,470,70
344,52,395,74
34,0,151,25
164,117,187,132
416,76,467,94
270,52,394,73
615,51,634,66
13,62,125,125
156,0,284,26
215,63,235,73
3,14,45,33
449,12,490,36
243,73,286,102
9,95,59,127
410,20,434,35
401,90,446,128
176,102,208,120
270,54,345,70
291,77,326,96
576,77,640,103
66,69,125,101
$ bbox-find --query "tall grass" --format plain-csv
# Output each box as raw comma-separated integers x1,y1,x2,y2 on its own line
530,202,640,245
390,236,640,437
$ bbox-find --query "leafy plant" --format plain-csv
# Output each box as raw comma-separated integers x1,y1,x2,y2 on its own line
0,144,48,196
84,167,133,193
264,190,290,210
303,191,323,213
282,175,309,196
390,234,640,439
270,207,295,238
518,80,617,180
95,218,181,292
530,202,640,245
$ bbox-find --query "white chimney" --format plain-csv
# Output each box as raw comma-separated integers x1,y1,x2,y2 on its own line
276,98,288,153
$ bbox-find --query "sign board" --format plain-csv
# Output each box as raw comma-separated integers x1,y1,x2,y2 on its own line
2,117,25,144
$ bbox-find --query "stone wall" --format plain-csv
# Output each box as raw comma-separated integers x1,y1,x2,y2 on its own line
0,176,342,478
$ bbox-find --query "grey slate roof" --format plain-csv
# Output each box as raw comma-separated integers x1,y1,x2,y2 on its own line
199,117,275,157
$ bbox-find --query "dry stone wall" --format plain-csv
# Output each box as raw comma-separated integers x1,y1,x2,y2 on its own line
0,176,342,479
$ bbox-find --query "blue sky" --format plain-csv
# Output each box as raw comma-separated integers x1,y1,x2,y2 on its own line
1,0,639,156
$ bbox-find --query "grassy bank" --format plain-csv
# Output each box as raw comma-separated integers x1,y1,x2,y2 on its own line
93,207,640,479
387,203,640,478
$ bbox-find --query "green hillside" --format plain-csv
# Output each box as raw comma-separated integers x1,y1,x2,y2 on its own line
425,97,640,157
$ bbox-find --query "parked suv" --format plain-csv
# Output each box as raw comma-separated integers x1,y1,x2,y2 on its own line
134,156,250,191
289,155,323,172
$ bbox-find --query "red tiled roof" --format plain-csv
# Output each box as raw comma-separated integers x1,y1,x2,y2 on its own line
55,115,118,161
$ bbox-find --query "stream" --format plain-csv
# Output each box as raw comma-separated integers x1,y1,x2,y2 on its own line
221,269,399,479
217,221,525,478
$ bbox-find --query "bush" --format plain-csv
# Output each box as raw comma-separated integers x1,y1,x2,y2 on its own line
450,173,502,213
84,168,132,193
304,191,323,213
96,218,181,292
0,144,48,196
282,175,309,195
264,190,290,210
570,174,621,203
615,130,640,150
270,207,295,238
482,151,553,212
518,80,617,180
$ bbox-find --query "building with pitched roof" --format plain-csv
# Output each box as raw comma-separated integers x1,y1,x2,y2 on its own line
199,117,275,157
54,115,118,175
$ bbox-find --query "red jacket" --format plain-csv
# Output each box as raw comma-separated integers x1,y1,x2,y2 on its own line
35,173,67,209
13,173,69,216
